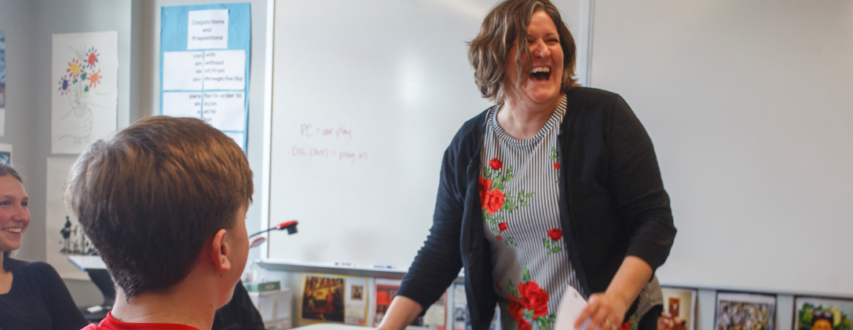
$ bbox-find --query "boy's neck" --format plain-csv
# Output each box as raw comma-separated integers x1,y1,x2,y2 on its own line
110,269,221,330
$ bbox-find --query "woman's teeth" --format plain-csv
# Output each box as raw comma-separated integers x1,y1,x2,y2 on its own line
2,228,22,234
531,67,551,80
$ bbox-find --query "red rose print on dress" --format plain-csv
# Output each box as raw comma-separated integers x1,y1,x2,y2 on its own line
543,228,563,254
506,267,557,330
483,189,506,216
547,228,562,240
519,281,549,318
489,157,503,170
553,162,559,170
481,158,535,247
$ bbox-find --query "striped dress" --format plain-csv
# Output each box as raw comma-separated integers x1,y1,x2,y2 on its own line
480,95,662,330
480,95,583,330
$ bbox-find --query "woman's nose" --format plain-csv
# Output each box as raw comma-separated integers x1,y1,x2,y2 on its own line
531,40,550,58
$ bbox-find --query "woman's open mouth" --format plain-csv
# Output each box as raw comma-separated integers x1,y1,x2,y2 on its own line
530,66,551,81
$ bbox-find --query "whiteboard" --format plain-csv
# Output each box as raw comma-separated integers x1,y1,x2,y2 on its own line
268,0,582,269
591,0,853,296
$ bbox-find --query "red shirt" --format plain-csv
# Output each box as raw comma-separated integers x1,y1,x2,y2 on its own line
82,313,200,330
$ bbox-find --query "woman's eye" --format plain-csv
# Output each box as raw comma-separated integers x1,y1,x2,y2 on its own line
0,201,9,206
21,202,28,207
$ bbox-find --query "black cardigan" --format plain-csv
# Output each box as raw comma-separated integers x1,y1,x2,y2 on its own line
0,258,89,330
397,87,677,330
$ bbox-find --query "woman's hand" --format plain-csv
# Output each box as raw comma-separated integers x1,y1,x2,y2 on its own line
574,291,629,330
574,256,653,330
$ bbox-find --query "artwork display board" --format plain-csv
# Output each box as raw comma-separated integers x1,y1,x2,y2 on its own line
298,273,369,326
51,32,118,154
714,292,777,330
159,3,251,150
659,287,698,330
45,157,94,280
794,297,853,330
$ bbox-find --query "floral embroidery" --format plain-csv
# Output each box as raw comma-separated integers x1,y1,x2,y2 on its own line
489,158,503,170
506,267,557,330
542,228,563,254
549,147,560,183
481,157,536,246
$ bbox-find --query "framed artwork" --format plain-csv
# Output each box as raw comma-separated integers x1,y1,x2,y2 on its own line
715,292,777,330
659,287,698,330
793,296,853,330
298,273,369,326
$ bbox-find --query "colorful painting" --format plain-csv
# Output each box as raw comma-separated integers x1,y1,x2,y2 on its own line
794,297,853,330
715,292,776,330
301,275,345,322
659,287,698,330
51,32,117,154
298,273,369,325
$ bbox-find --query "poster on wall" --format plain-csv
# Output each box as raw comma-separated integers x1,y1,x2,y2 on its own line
658,287,698,330
794,296,853,330
369,277,448,329
51,31,118,154
0,31,6,136
159,3,251,151
714,292,776,330
45,157,95,280
0,143,11,165
298,273,369,326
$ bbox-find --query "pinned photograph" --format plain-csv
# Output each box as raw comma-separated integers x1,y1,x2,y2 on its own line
298,273,369,326
659,287,698,330
352,285,364,300
301,275,345,322
794,297,853,330
715,292,776,330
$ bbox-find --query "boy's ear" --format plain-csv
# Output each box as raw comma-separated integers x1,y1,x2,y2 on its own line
210,229,232,271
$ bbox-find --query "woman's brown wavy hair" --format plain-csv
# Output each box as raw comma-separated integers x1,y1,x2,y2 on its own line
468,0,577,103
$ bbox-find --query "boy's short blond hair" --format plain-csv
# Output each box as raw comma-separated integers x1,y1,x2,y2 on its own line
67,116,253,297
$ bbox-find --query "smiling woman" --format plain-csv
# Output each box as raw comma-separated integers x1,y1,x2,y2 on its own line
0,164,89,330
379,1,676,330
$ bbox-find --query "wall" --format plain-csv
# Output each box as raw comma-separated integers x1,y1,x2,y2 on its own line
136,0,274,279
0,0,133,307
31,0,134,307
0,1,37,255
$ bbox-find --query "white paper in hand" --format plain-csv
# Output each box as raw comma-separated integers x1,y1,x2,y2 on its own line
554,286,590,330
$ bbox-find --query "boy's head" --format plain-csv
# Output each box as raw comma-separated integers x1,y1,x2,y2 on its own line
67,116,253,303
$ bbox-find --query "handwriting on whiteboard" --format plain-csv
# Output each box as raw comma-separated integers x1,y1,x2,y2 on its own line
293,124,365,163
291,146,367,163
299,124,353,140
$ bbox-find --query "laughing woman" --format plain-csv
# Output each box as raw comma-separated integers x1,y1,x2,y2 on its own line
0,164,89,330
378,1,676,330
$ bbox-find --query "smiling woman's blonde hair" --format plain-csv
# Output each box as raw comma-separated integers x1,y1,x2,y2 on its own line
468,0,577,104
